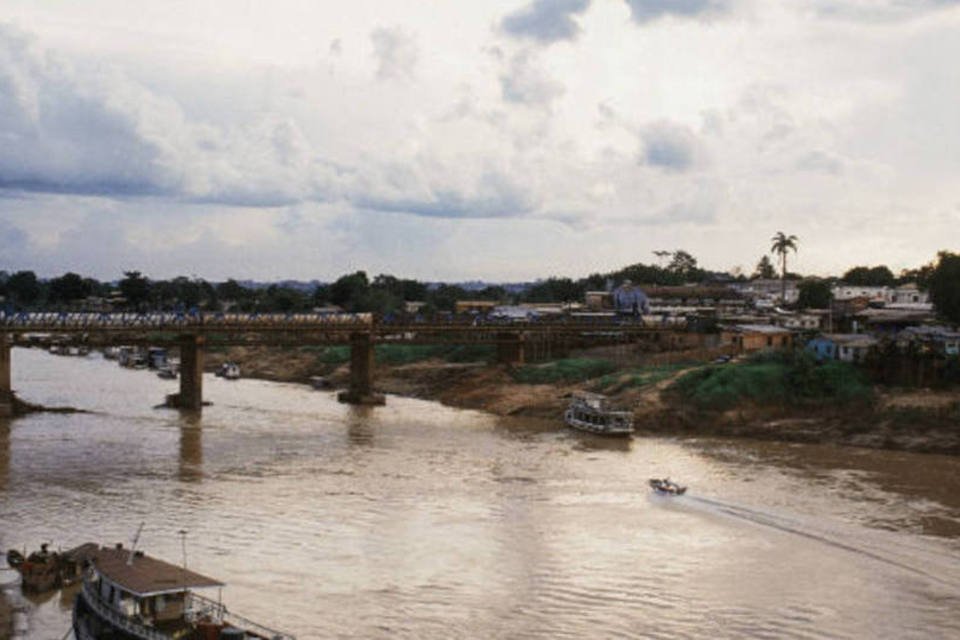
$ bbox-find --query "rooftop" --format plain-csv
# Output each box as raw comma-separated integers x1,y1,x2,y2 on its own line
93,546,224,597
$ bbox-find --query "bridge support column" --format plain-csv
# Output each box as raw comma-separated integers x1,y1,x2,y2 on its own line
497,332,526,365
338,332,385,405
0,334,11,417
176,335,205,411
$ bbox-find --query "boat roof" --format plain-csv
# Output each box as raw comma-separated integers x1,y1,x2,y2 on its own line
93,547,224,597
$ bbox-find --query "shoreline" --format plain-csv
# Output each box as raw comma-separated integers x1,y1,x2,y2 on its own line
209,347,960,456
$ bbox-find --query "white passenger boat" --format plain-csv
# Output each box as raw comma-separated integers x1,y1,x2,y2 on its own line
563,392,634,436
73,544,295,640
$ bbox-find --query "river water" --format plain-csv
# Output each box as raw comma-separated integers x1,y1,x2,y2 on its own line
2,348,960,639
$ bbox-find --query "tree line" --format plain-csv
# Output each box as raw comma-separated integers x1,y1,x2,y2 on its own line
1,250,958,324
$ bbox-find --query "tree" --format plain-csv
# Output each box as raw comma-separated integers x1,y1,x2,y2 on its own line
118,271,151,310
48,272,90,305
329,271,370,311
753,255,776,280
796,278,832,310
6,270,41,307
842,265,895,287
898,265,934,289
667,250,699,281
770,232,799,303
653,250,671,268
928,251,960,326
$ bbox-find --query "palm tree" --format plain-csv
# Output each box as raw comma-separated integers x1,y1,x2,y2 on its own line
770,232,799,303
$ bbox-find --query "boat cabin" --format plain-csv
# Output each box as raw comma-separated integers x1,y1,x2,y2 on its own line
82,546,224,633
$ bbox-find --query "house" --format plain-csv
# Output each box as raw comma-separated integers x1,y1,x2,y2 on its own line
455,300,497,314
584,291,613,311
854,308,934,335
898,326,960,356
730,279,799,306
722,324,793,353
807,334,878,362
889,284,929,305
490,305,539,321
832,285,889,303
773,312,822,331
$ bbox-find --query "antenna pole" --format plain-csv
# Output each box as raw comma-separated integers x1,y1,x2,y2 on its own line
127,522,145,566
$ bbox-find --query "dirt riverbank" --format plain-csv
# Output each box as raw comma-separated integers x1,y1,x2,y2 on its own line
206,346,960,456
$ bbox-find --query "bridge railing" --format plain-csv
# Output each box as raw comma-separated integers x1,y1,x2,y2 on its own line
0,311,375,331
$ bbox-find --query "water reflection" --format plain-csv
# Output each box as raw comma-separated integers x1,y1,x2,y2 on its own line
178,416,203,483
568,432,633,453
345,407,375,446
0,422,8,491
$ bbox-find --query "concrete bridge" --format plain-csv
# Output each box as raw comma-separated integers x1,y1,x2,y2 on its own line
0,311,686,415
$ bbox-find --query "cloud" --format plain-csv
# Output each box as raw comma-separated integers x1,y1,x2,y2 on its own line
810,0,960,23
0,24,177,197
796,150,844,175
351,160,538,219
500,0,592,44
499,52,565,107
639,122,704,172
623,0,730,23
370,27,419,81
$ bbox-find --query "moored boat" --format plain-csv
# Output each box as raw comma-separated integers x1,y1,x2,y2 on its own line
73,544,295,640
6,542,99,593
649,478,686,496
563,392,634,436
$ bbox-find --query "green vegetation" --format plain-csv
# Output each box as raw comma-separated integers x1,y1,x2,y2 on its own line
305,343,494,367
311,346,351,364
928,251,960,325
669,351,873,410
512,358,616,384
590,363,692,393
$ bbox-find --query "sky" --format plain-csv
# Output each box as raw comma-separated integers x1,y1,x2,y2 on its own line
1,0,959,282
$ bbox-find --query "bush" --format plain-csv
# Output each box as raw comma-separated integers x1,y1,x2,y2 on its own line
513,358,616,384
313,346,350,364
443,344,495,363
669,350,873,410
374,344,447,365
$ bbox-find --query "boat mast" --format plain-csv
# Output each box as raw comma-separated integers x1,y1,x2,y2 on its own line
127,522,145,565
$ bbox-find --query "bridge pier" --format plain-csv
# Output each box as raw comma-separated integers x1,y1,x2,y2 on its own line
497,332,526,365
176,334,205,411
337,332,385,405
0,334,11,417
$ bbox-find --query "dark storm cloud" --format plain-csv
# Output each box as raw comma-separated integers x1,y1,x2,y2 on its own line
500,0,592,44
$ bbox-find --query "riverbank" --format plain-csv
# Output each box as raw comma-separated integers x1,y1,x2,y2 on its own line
208,346,960,456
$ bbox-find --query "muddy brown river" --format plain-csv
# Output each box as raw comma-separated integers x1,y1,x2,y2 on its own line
2,348,960,638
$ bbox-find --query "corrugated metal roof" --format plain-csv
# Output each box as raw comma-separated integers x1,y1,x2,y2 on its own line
93,547,224,597
731,324,792,334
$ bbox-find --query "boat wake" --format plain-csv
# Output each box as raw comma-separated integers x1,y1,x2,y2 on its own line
678,494,960,591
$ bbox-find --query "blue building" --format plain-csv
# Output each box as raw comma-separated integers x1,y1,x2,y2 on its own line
612,281,650,316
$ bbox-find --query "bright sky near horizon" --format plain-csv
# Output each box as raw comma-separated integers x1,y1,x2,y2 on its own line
1,1,958,282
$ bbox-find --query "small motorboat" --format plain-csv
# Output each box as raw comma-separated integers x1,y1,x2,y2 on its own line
649,478,686,496
216,362,241,380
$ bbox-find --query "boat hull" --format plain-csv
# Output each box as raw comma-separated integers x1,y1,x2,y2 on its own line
564,410,634,437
